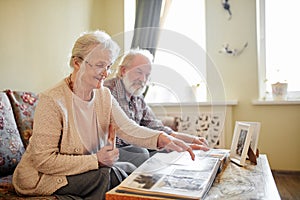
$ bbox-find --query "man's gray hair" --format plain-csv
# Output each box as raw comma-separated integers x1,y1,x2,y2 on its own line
116,48,153,77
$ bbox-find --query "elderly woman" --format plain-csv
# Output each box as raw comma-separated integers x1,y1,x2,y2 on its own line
12,30,195,200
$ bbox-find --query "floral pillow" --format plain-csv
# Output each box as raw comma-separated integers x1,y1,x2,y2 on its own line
0,92,25,177
5,90,39,149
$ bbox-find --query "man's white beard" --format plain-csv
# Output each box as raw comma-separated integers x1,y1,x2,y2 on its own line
122,74,146,96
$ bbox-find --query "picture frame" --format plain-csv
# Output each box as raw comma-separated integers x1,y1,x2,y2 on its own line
230,121,252,166
239,121,261,156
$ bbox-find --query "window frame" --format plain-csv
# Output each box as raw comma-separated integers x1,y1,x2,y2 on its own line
125,0,208,103
256,0,300,101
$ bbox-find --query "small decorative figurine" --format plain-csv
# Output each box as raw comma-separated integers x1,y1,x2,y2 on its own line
219,42,248,56
222,0,232,20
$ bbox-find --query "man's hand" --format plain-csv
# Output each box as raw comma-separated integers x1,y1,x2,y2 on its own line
189,144,210,152
192,136,209,147
171,132,209,147
157,133,195,160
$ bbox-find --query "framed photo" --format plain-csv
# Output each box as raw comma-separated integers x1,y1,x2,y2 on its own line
239,121,261,156
230,122,252,166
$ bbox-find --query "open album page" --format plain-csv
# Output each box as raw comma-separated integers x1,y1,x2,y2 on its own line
117,150,226,199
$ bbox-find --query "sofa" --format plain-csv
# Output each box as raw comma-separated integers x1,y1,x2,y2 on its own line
0,90,178,200
0,89,223,199
0,90,56,199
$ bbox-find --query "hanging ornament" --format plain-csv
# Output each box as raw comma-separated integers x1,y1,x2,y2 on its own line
222,0,232,20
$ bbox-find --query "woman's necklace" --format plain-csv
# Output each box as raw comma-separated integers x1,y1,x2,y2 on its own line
65,74,73,92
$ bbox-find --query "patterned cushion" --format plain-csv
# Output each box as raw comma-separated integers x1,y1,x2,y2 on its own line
0,92,25,177
0,175,14,191
0,175,56,199
5,90,38,149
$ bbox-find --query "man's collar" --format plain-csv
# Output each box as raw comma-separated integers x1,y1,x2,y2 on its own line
116,77,132,102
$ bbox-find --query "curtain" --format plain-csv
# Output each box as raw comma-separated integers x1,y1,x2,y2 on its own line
131,0,172,97
131,0,163,57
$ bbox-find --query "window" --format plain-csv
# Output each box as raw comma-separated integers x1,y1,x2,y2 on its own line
125,0,206,103
257,0,300,100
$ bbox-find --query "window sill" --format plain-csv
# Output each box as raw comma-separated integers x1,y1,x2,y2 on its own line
252,99,300,105
148,100,238,107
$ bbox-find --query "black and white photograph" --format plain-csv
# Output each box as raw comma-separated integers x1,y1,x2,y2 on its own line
230,122,252,166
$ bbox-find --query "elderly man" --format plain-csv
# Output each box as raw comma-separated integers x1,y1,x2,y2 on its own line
104,48,209,168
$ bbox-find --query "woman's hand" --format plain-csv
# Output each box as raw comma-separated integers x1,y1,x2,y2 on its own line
96,145,119,167
157,133,195,160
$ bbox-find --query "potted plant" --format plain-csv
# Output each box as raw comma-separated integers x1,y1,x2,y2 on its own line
270,69,288,100
271,82,288,100
262,69,288,101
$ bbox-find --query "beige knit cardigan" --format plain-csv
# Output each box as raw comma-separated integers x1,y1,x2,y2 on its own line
12,80,161,196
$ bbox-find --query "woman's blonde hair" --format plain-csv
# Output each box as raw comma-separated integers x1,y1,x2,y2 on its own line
69,30,120,68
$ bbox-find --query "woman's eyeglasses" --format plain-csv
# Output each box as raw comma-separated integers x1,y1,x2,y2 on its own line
73,56,114,74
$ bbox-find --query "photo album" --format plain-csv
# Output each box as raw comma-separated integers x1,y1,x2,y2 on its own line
114,149,229,200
